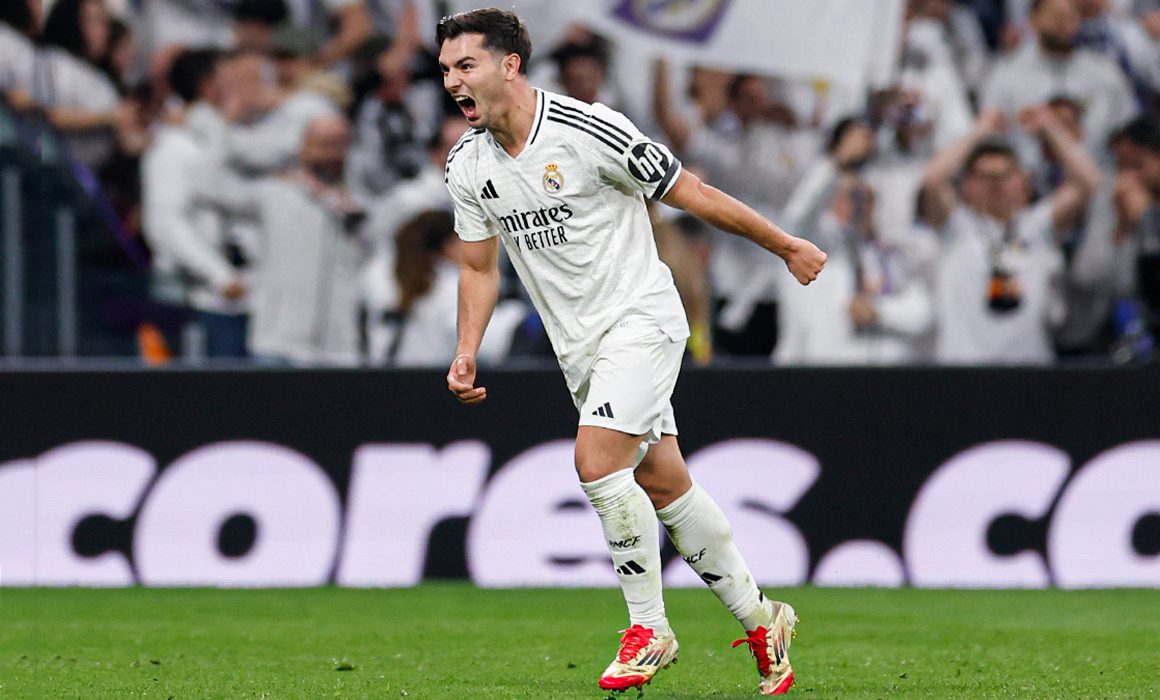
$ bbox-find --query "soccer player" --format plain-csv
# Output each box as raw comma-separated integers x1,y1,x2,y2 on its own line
437,8,826,695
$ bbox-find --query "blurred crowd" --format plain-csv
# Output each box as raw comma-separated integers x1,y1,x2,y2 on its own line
1,0,1158,367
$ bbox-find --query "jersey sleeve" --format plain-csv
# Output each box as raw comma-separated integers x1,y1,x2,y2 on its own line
444,146,495,242
587,103,683,201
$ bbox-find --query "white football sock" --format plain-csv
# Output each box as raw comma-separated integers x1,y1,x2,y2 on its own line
581,468,669,633
656,480,769,631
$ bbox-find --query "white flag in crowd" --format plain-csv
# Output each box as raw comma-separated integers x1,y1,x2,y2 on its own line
583,0,904,90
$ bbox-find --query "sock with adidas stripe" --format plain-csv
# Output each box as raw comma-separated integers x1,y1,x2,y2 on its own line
581,468,670,634
656,480,769,631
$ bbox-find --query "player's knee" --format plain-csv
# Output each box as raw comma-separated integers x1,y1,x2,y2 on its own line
574,428,645,483
635,473,683,510
644,485,678,510
575,453,628,483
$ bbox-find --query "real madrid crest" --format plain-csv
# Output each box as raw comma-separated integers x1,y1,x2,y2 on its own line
543,163,564,194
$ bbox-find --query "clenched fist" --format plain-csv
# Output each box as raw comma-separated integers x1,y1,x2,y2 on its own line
784,237,827,285
447,354,487,405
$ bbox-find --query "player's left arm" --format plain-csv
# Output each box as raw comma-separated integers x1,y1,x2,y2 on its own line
590,100,823,284
662,169,827,285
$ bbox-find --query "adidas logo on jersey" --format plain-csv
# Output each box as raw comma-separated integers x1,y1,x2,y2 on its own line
480,180,499,200
591,402,615,419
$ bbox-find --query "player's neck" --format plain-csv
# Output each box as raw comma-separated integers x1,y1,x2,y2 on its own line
488,81,538,158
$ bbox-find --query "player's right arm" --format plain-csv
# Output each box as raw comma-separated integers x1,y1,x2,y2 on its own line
443,133,498,404
448,235,499,405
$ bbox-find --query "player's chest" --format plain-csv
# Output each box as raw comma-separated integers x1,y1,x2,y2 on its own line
475,148,598,253
475,145,596,211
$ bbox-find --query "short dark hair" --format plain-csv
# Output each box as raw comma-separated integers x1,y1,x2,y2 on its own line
436,8,532,74
826,116,869,155
550,37,609,73
169,48,220,104
234,0,289,26
42,0,90,60
727,74,762,103
0,0,34,35
964,141,1019,174
1118,116,1160,155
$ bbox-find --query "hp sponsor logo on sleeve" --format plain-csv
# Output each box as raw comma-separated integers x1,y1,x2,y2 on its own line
628,142,670,183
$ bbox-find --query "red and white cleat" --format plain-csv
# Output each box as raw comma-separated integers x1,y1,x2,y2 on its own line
598,624,679,692
732,602,798,695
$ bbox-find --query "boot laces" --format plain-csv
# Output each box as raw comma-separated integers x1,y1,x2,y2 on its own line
732,626,773,676
616,625,655,663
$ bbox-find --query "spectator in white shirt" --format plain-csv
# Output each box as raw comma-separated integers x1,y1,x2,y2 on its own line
908,0,992,97
0,0,38,110
136,0,290,76
39,0,134,170
197,113,370,365
135,0,235,61
346,34,432,198
1074,0,1160,107
777,173,935,366
865,30,974,250
1038,97,1126,357
1111,117,1160,343
215,28,345,176
1009,0,1160,44
896,18,975,150
776,119,935,365
361,115,463,365
981,0,1139,167
920,108,1103,364
142,48,250,359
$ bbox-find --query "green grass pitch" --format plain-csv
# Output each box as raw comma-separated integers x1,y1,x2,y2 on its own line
2,584,1157,698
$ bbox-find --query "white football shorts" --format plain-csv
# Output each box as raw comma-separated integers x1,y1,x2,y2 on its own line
573,317,684,444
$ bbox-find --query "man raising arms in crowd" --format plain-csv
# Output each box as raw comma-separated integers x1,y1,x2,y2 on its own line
438,8,826,695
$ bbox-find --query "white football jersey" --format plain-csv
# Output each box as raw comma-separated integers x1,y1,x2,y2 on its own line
445,89,690,391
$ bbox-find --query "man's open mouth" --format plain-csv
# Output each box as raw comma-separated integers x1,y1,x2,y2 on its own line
454,95,478,120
